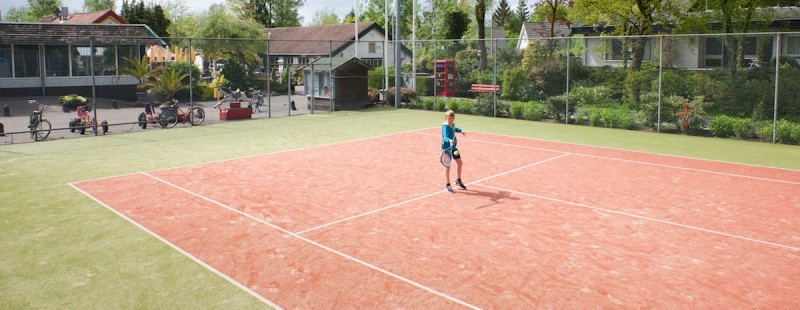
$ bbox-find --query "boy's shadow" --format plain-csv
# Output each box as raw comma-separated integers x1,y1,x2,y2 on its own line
460,188,521,209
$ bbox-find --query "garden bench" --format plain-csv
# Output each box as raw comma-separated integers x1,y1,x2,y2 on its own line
468,84,500,93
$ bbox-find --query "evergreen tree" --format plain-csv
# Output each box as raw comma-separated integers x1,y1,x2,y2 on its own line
493,0,512,28
516,0,529,23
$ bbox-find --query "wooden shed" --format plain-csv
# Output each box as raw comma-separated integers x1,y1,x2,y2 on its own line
301,57,373,111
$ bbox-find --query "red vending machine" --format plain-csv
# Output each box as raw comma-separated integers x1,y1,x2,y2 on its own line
434,60,456,97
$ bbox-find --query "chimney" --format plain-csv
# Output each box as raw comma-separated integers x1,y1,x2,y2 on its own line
61,7,69,21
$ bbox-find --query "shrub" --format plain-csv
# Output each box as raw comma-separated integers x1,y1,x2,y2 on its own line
655,70,692,98
754,121,774,141
496,101,511,118
502,66,535,101
776,119,798,144
510,101,525,119
709,115,737,138
732,118,754,139
570,86,613,107
579,106,634,129
420,97,434,110
382,87,418,104
677,96,709,135
59,94,87,109
523,101,548,121
546,95,572,121
624,69,657,107
710,116,756,139
473,94,495,116
603,107,635,129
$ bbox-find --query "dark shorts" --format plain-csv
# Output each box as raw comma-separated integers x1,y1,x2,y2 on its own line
451,148,461,160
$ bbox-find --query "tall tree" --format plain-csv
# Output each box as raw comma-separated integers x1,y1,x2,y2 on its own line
532,0,571,38
84,0,116,12
493,0,513,28
343,8,356,24
5,6,32,22
228,0,304,28
194,4,266,66
475,0,488,71
310,7,340,25
572,0,668,70
516,0,529,23
532,0,572,57
26,0,62,21
120,0,171,37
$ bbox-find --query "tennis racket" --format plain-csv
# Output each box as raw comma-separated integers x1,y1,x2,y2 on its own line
440,143,454,167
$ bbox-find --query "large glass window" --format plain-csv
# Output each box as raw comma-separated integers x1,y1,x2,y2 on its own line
117,45,139,65
45,45,70,77
96,46,117,76
14,45,40,77
73,46,91,76
0,45,11,78
606,38,652,61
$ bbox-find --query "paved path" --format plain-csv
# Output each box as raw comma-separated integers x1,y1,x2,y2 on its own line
0,95,324,144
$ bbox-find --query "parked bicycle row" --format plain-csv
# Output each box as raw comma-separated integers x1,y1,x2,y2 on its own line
0,87,313,143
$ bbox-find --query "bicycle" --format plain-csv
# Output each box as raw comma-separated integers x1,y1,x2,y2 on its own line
249,88,264,113
27,99,51,141
159,99,206,128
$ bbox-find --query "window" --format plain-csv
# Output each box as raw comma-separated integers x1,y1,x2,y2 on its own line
702,36,769,68
73,46,91,76
786,35,800,56
45,45,70,77
368,42,376,53
605,38,652,61
364,58,382,68
14,45,40,77
96,46,117,76
117,45,139,75
0,45,11,78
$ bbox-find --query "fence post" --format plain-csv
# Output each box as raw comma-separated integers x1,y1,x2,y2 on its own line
188,39,193,106
433,40,437,111
288,62,292,117
565,37,570,124
90,37,98,135
310,63,315,114
266,38,271,118
773,33,780,144
330,40,334,112
657,35,664,133
493,37,497,117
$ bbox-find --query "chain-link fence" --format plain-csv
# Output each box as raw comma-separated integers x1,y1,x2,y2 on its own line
0,35,365,144
404,32,800,145
2,32,799,144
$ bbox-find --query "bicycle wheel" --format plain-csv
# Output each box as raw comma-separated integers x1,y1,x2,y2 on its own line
159,110,178,128
34,119,51,141
189,107,205,126
252,100,262,113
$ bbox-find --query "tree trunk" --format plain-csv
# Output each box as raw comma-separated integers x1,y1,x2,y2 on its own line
476,0,488,71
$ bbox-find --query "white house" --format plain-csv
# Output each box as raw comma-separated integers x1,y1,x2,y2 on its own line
264,22,412,78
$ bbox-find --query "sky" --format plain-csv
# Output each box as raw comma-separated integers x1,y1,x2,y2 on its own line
0,0,358,26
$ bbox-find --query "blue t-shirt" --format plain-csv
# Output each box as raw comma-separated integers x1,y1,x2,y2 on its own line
441,122,462,150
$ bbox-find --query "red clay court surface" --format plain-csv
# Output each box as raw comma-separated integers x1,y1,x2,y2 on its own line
71,129,800,309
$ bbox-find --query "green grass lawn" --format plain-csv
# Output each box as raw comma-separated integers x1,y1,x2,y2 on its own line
2,108,798,308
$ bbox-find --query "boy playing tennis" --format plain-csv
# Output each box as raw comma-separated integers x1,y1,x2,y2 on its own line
442,110,467,193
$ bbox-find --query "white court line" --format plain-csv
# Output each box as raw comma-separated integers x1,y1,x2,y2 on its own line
474,183,800,252
411,131,800,185
67,182,284,309
139,172,481,310
297,153,571,235
411,127,800,173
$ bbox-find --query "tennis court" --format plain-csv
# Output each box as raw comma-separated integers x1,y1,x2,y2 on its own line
70,126,800,308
